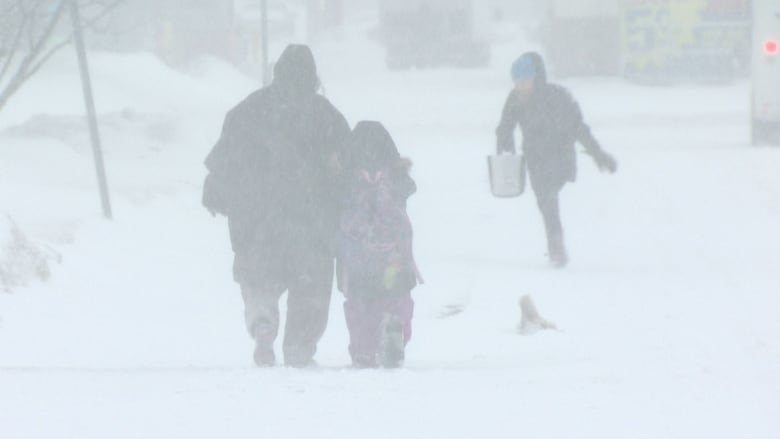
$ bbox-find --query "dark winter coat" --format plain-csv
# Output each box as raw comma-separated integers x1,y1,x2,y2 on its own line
203,45,350,285
336,121,418,297
496,52,606,191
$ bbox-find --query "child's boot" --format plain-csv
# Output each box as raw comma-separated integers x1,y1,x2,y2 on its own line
378,313,405,368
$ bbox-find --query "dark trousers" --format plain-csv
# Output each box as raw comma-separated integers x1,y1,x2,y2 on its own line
239,252,334,366
532,180,566,258
343,293,414,365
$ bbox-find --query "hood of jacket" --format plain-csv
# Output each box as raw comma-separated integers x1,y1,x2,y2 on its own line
347,121,402,171
273,44,319,95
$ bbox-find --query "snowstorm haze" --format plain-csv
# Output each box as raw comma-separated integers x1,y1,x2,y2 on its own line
1,1,778,438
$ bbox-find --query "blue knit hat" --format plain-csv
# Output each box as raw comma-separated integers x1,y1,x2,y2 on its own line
511,54,536,81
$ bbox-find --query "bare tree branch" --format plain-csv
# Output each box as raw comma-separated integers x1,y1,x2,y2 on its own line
0,17,24,79
21,37,70,83
79,0,125,33
0,10,29,80
21,0,37,50
0,0,66,112
0,0,128,114
22,0,127,82
21,1,67,71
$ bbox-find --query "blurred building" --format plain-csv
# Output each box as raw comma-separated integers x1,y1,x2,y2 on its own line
541,0,751,81
377,0,490,69
543,0,622,77
620,0,751,82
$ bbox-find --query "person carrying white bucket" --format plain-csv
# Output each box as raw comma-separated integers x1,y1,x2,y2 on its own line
494,52,617,267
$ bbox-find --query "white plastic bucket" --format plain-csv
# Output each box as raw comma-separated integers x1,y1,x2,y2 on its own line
487,154,526,198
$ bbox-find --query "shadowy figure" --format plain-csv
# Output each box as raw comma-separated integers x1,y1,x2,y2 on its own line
496,52,617,267
203,44,350,367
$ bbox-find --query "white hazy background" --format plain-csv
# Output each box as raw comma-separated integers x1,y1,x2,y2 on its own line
1,2,779,438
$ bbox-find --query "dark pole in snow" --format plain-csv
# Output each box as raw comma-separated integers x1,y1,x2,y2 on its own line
69,0,112,219
261,0,269,86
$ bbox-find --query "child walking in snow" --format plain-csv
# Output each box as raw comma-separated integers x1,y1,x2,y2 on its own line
337,121,421,368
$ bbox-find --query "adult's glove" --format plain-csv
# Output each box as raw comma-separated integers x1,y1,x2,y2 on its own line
592,150,617,173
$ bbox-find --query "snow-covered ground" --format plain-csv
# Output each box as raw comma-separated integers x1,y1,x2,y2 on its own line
1,23,779,439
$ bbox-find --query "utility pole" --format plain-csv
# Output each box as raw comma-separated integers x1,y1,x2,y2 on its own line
69,0,112,219
261,0,269,86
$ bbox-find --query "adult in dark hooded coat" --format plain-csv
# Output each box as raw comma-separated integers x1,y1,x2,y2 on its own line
202,44,350,367
496,52,617,267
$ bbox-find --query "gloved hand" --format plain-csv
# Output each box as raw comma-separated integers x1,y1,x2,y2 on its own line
593,150,617,173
